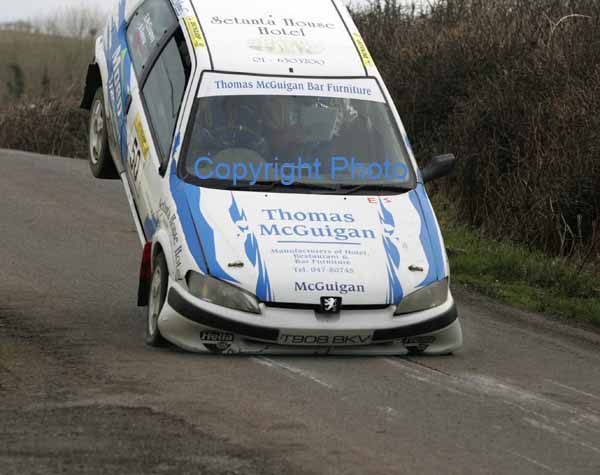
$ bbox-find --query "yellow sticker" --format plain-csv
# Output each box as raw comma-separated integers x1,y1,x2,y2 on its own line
184,16,206,49
352,32,374,68
134,114,150,160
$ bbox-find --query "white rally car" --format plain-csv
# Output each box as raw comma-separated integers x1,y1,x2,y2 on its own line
82,0,463,355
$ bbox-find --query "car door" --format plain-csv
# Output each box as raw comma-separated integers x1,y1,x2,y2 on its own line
125,0,191,240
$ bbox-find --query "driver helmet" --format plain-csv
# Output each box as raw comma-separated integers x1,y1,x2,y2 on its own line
198,97,257,131
261,96,299,132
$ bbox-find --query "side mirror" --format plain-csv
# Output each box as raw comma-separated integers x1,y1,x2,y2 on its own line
421,154,457,183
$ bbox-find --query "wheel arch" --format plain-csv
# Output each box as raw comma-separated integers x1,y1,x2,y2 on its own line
81,36,109,108
138,230,177,307
81,63,102,111
152,230,176,275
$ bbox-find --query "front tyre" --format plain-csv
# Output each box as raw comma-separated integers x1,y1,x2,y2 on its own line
146,252,169,347
88,88,119,179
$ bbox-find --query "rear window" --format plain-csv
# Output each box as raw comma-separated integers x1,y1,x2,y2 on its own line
126,0,178,78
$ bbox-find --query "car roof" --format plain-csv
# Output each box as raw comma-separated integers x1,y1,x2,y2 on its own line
180,0,369,77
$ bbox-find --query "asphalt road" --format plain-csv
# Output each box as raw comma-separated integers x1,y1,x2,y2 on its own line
1,149,599,475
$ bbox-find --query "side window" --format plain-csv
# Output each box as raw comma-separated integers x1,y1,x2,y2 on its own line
126,0,178,79
142,29,191,161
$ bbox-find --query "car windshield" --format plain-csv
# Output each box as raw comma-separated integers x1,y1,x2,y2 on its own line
180,76,415,192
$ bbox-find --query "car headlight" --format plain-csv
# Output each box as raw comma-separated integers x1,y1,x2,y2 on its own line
186,272,261,314
395,279,449,315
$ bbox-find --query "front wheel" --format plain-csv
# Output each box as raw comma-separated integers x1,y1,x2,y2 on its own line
88,88,119,179
146,253,169,347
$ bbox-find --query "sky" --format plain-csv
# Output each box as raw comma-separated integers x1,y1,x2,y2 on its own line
0,0,103,22
0,0,382,22
0,0,414,23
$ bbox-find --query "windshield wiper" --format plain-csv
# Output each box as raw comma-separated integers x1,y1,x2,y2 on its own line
337,184,413,195
287,181,339,192
234,181,339,193
183,174,407,194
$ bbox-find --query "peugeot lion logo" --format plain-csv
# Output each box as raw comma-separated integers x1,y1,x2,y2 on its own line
320,297,342,314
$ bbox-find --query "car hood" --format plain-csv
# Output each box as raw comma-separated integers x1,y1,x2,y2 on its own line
180,184,447,305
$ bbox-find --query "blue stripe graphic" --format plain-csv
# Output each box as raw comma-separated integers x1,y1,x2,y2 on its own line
169,160,207,273
105,0,131,167
379,199,404,305
409,184,446,287
183,186,238,283
229,195,273,301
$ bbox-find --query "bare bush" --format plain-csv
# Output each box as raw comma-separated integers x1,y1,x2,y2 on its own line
354,0,600,260
0,93,88,158
6,63,25,99
37,5,107,38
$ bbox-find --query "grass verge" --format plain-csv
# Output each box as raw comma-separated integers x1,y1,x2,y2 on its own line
435,197,600,328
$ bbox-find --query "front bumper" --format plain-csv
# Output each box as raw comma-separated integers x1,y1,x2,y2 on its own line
157,279,463,355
